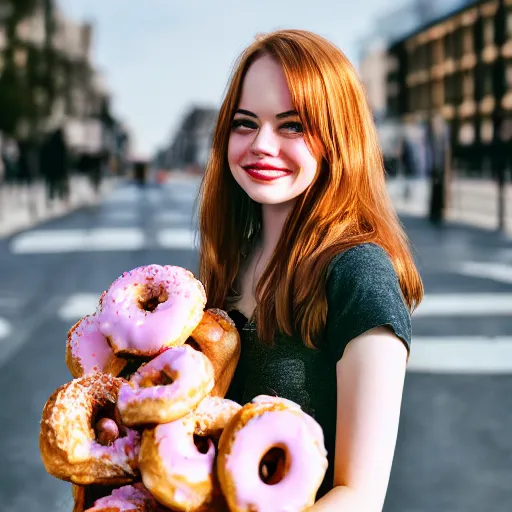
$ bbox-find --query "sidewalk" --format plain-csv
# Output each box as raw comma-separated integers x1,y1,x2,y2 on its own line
0,175,120,239
388,177,512,238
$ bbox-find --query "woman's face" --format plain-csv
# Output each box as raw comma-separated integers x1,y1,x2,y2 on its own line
228,55,318,206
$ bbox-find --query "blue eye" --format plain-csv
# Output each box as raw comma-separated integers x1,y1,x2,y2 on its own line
281,122,303,133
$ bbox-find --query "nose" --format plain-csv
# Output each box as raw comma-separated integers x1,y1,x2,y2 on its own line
250,125,279,157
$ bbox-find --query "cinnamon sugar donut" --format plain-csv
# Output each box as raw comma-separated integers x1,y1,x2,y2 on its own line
66,314,127,378
217,395,328,512
117,344,215,427
98,265,206,357
40,373,140,485
187,308,241,398
140,396,241,511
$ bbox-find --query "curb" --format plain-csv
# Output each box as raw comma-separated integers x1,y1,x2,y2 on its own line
0,176,121,240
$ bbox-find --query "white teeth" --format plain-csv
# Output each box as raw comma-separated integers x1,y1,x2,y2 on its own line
248,169,289,176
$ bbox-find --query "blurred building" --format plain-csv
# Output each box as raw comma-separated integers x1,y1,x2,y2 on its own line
0,1,130,174
164,107,218,171
358,0,473,175
386,0,512,177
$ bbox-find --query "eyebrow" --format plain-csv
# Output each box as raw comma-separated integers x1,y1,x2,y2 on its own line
235,109,298,119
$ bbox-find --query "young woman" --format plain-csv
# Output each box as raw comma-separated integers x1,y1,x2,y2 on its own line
198,29,423,511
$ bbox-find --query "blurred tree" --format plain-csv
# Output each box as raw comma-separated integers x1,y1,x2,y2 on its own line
0,0,57,138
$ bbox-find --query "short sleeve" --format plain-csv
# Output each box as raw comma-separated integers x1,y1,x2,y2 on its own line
324,243,411,361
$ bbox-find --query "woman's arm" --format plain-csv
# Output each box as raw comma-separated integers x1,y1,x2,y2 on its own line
309,326,408,511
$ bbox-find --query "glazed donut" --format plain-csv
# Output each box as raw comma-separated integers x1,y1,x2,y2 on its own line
66,314,127,378
83,483,164,512
40,373,140,485
98,265,206,357
187,308,241,398
117,344,215,426
217,395,328,512
140,396,241,511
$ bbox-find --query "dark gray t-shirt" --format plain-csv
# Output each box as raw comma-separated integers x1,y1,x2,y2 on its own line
226,243,412,498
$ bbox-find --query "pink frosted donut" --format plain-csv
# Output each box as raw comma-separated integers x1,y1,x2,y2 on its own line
217,395,328,512
117,344,215,426
66,314,127,378
84,483,164,511
98,265,206,357
140,396,241,511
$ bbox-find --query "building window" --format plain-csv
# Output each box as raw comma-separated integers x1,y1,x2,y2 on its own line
454,28,463,59
444,74,456,104
463,27,473,55
507,62,512,90
433,79,444,107
482,66,493,96
507,9,512,38
483,18,494,46
444,32,454,59
463,70,474,98
480,119,493,142
459,122,475,145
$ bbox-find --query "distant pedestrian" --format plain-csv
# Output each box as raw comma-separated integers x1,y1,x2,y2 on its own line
40,128,70,205
426,114,450,225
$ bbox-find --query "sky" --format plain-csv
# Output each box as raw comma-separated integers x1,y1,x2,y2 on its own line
59,0,412,158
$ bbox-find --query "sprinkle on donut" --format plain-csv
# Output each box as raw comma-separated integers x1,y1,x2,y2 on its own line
98,265,207,357
40,373,141,485
117,344,215,427
66,314,127,378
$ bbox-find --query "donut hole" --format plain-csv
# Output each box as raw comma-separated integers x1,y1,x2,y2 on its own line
93,404,124,446
193,434,211,454
139,367,175,388
185,338,202,353
138,285,168,312
259,446,289,485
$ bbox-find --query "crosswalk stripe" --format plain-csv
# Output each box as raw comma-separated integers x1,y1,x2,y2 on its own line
414,293,512,316
156,228,198,249
456,261,512,284
10,228,146,253
9,227,200,253
0,318,11,339
408,337,512,374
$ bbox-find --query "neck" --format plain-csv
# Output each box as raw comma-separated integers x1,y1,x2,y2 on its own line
259,200,295,258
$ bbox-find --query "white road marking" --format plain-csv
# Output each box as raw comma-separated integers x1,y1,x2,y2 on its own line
103,186,141,203
156,228,198,249
154,210,192,224
0,318,12,339
414,293,512,316
87,228,145,251
456,261,512,284
103,211,138,222
58,293,100,322
10,228,146,254
408,337,512,374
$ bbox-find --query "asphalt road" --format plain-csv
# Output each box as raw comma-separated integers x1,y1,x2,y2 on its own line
0,176,511,512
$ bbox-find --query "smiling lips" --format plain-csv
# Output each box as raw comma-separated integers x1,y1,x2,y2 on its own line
242,163,292,182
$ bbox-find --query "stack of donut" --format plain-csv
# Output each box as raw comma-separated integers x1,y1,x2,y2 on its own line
39,264,328,511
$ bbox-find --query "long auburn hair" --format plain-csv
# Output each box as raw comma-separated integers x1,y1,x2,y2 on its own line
198,29,423,348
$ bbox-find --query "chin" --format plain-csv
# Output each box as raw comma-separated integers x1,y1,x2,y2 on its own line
245,188,300,206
